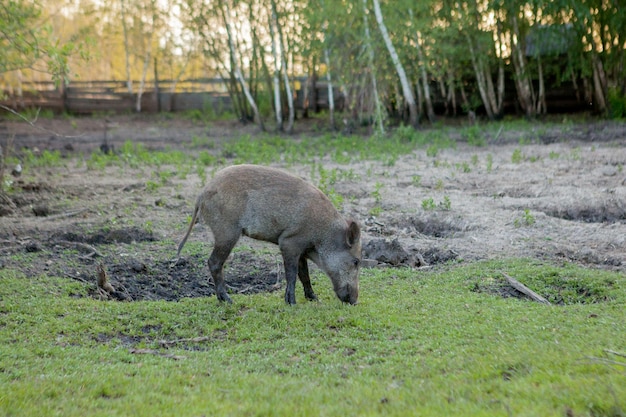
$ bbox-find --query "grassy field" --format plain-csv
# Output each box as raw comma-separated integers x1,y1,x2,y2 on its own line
1,118,625,416
1,258,625,416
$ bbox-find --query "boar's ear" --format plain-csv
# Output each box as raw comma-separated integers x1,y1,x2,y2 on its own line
346,220,360,247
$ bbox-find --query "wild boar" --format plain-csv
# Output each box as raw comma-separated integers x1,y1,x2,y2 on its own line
177,164,361,305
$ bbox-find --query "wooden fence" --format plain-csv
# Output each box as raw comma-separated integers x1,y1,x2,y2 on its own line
0,78,341,115
0,77,588,117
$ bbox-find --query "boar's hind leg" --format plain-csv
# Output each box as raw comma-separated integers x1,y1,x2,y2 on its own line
208,237,238,304
298,256,317,301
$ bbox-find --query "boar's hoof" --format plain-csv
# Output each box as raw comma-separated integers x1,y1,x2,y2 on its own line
285,289,297,305
217,291,232,304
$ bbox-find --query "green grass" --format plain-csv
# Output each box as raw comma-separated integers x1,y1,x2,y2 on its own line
1,259,624,416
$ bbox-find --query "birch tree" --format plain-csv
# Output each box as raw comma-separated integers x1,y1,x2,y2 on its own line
362,0,385,133
220,1,264,130
408,8,434,123
272,0,294,133
135,0,160,112
324,48,336,130
119,0,132,94
268,2,283,131
370,0,418,128
443,0,504,119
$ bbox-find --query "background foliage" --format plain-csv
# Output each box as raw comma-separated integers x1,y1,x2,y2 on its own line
1,0,625,123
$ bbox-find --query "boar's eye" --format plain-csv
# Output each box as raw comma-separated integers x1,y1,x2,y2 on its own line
352,258,360,267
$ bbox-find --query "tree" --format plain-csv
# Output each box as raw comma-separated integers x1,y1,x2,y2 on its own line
1,0,89,88
370,0,418,128
362,0,385,133
221,1,265,130
271,0,295,133
119,0,132,93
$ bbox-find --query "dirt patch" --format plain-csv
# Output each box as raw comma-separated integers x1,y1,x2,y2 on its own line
1,227,284,302
540,202,626,223
362,238,459,267
1,116,625,303
98,251,283,302
52,226,156,245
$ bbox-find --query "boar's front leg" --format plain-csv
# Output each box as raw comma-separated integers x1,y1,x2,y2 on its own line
298,256,317,301
280,243,301,305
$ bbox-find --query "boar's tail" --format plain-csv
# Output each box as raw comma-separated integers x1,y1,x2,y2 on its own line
176,204,200,257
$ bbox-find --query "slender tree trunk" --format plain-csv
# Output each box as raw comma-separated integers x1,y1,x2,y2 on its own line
222,3,264,131
415,77,424,116
273,0,294,133
136,49,151,112
466,35,494,119
17,70,23,108
311,63,319,113
484,63,498,115
324,48,335,130
302,63,311,118
302,70,311,119
495,20,506,116
536,55,546,114
591,53,608,113
281,56,295,133
362,0,384,133
408,8,433,123
415,30,435,123
510,15,534,117
136,0,159,113
120,0,133,94
371,0,418,127
438,78,447,114
250,23,273,119
447,68,457,116
268,6,283,131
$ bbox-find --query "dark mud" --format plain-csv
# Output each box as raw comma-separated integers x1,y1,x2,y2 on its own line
1,226,283,302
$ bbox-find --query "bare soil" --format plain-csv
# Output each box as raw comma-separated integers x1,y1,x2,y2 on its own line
1,115,625,303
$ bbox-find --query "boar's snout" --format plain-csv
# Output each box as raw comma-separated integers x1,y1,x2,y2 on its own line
336,284,359,305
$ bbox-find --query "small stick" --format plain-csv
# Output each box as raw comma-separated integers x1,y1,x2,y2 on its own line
605,349,626,358
43,208,88,221
129,348,186,360
158,336,212,347
585,357,626,368
502,272,551,305
56,240,104,257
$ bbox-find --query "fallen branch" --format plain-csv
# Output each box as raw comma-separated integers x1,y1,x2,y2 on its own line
605,349,626,359
158,336,213,347
56,240,104,257
585,357,626,368
43,208,89,221
502,272,551,305
129,348,186,360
